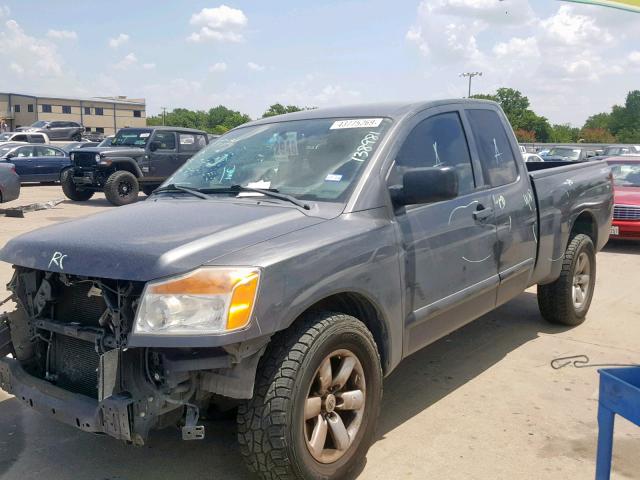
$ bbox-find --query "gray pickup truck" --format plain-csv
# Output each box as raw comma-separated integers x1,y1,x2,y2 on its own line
0,100,612,480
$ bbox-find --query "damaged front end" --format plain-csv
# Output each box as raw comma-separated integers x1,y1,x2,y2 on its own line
0,267,267,445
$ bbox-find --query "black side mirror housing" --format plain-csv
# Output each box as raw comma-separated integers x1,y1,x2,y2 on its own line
149,141,160,152
391,167,458,206
5,152,15,159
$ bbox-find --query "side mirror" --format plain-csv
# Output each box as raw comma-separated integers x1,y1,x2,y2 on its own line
149,141,160,152
45,125,51,129
390,167,458,206
5,152,15,159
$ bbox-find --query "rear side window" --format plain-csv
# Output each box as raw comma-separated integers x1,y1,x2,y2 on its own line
37,146,63,156
178,133,207,152
28,134,46,144
153,131,176,150
466,109,519,187
12,134,27,142
390,111,475,195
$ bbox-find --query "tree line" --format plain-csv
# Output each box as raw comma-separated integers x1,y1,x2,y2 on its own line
147,92,640,144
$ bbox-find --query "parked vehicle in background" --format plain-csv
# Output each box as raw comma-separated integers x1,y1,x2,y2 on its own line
0,162,20,202
542,146,596,162
519,145,527,154
523,153,544,162
62,127,209,205
606,155,640,240
18,120,84,141
538,148,550,156
83,131,106,142
0,99,613,480
0,144,70,183
0,132,49,144
62,141,99,153
589,145,640,162
97,135,114,147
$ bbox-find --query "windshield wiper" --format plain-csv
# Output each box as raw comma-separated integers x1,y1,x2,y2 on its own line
151,184,212,200
201,185,310,210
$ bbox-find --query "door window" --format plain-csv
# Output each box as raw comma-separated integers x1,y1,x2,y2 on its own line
37,146,63,156
153,131,176,151
389,111,475,195
12,134,28,142
28,134,46,144
178,133,207,152
466,109,519,187
16,146,35,157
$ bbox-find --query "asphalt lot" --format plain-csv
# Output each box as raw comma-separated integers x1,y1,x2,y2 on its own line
1,185,639,480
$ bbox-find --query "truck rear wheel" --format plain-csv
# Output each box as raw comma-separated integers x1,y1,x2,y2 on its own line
104,170,139,206
537,233,596,326
61,169,94,201
237,311,382,480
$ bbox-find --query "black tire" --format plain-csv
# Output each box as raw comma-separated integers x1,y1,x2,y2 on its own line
537,234,596,326
104,170,139,206
72,133,82,141
142,185,157,196
60,169,94,201
237,312,382,480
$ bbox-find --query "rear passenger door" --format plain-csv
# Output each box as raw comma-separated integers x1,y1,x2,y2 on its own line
388,108,500,355
11,146,37,181
34,146,68,181
47,122,64,140
149,130,178,179
465,108,538,305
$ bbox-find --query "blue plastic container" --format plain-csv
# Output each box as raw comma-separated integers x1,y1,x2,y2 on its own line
596,367,640,479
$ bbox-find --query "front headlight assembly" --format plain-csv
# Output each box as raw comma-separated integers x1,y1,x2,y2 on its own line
133,267,260,335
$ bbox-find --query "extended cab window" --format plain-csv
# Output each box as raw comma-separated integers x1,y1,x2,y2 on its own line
179,133,207,152
389,112,475,195
467,109,519,187
153,131,176,150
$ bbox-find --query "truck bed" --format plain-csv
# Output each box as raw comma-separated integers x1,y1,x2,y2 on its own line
527,160,613,285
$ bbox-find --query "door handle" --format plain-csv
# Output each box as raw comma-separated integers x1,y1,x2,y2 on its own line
472,204,493,222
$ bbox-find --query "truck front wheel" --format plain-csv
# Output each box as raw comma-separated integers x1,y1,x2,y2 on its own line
104,170,139,206
237,311,382,480
537,233,596,326
61,169,94,201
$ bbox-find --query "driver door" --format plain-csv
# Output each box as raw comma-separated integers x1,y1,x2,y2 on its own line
388,109,500,355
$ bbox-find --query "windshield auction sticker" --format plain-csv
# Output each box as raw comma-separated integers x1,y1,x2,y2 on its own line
330,118,383,130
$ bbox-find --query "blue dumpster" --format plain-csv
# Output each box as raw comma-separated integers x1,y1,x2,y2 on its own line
596,367,640,479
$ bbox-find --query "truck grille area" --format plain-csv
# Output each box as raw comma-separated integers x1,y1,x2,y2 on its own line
54,282,106,327
51,334,100,398
614,204,640,221
73,151,98,168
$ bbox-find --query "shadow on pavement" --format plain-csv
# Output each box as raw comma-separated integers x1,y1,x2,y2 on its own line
603,240,640,255
0,291,564,480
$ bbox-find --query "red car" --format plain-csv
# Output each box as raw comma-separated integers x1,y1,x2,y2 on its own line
607,156,640,240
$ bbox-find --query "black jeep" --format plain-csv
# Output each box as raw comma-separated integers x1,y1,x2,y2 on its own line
62,127,208,206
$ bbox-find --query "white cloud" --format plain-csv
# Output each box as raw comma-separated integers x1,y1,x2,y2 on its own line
540,5,612,46
114,52,137,70
493,36,539,59
247,61,265,72
108,33,129,48
142,63,156,70
0,20,62,76
47,29,77,40
9,62,23,75
188,5,248,43
628,51,640,64
0,5,9,18
209,62,228,72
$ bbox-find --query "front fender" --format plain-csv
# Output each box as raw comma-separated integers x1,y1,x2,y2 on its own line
107,157,143,177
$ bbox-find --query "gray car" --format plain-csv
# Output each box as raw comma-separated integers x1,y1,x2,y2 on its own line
0,162,20,202
19,120,84,141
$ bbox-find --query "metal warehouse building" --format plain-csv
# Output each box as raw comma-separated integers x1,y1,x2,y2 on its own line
0,92,146,135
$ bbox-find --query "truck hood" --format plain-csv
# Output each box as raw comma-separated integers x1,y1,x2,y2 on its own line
0,199,326,281
614,186,640,206
71,146,145,157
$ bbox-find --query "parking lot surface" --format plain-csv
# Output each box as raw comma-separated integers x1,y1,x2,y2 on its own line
1,185,639,480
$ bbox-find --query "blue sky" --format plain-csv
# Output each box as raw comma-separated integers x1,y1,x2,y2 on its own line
0,1,637,125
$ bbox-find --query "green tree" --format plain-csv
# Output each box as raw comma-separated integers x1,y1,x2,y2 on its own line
549,124,580,143
262,103,305,118
147,105,251,134
583,112,611,131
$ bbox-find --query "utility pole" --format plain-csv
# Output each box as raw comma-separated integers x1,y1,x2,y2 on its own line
161,106,167,126
460,72,482,98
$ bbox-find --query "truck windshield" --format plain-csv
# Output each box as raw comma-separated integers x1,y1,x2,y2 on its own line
548,147,581,160
166,117,392,202
609,163,640,187
112,129,152,147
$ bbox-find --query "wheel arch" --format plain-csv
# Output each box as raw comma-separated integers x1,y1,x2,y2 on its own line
570,210,597,247
289,291,392,375
109,158,143,177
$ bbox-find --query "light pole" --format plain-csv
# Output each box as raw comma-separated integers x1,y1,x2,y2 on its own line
460,72,482,98
161,106,167,126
